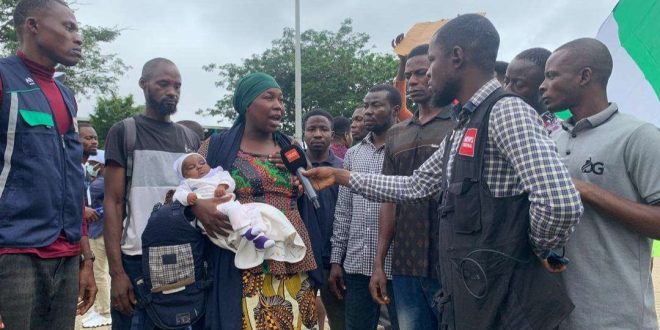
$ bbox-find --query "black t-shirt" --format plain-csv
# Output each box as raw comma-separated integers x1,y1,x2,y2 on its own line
105,114,200,168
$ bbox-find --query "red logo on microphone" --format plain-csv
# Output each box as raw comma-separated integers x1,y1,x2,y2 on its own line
284,149,301,163
458,128,477,157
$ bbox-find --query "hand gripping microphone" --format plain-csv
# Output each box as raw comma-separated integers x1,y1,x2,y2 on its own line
280,144,321,209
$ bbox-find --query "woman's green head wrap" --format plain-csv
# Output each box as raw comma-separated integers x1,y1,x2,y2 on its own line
232,72,281,123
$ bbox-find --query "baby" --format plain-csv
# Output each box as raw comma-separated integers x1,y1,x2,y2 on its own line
173,153,275,250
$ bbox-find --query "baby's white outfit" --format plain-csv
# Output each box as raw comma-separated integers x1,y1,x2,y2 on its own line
173,165,306,269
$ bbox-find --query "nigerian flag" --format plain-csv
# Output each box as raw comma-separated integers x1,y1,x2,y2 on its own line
596,0,660,256
596,0,660,127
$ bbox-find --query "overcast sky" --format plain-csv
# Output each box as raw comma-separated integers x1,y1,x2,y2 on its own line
72,0,618,127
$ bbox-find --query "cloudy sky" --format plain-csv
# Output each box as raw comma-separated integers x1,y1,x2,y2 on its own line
73,0,618,127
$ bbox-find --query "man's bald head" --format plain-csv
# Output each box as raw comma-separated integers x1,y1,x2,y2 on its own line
555,38,613,88
141,57,177,81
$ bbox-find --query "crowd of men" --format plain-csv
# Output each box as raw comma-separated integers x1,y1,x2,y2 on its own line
1,0,659,330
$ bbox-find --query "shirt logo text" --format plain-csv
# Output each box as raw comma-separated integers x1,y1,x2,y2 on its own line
581,157,604,175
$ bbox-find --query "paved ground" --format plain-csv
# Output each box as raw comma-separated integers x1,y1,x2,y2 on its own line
76,258,660,329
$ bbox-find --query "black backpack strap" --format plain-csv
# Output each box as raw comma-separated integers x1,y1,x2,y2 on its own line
121,117,137,245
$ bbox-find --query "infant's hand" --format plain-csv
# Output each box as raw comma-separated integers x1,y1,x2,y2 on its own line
214,185,228,198
187,193,198,205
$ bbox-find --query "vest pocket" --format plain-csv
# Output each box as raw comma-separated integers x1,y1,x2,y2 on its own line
18,109,55,128
18,110,57,157
449,180,482,234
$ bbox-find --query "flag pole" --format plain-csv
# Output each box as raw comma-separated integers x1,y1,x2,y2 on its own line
294,0,302,142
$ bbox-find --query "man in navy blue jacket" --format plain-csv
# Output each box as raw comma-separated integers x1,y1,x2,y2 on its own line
0,0,97,328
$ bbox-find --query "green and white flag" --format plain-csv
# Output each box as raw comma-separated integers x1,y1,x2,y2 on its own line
596,0,660,128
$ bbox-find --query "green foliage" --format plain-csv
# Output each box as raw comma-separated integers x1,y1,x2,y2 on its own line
89,94,143,147
201,19,398,134
0,0,129,97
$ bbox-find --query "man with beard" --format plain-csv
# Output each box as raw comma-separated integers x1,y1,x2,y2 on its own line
541,38,660,329
369,44,452,330
503,48,562,132
80,123,101,226
303,14,582,329
350,107,368,144
103,58,200,329
330,84,400,329
0,1,97,328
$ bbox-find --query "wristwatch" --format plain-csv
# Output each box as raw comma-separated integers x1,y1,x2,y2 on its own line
80,250,96,264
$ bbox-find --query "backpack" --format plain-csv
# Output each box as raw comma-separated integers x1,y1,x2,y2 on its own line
133,199,211,329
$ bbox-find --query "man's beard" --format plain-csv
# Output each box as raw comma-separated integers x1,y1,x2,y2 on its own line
83,150,97,157
431,79,459,108
149,96,178,116
369,118,393,135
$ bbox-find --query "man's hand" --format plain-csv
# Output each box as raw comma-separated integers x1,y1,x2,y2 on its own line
328,263,346,300
192,195,233,238
84,207,100,222
301,167,350,191
369,265,390,305
77,261,98,315
111,272,136,316
391,33,406,61
0,313,4,329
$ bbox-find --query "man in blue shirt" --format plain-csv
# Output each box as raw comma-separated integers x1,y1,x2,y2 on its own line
303,109,345,330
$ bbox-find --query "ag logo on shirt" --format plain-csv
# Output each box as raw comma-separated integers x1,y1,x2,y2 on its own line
581,157,604,175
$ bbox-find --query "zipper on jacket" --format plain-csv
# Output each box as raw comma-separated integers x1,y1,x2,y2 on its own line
51,119,66,231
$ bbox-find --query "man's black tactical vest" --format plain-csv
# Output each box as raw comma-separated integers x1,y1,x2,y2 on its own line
436,88,574,329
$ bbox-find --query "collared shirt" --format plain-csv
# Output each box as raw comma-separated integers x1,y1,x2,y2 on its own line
349,79,583,257
331,132,393,278
553,103,660,329
309,150,344,268
382,108,454,278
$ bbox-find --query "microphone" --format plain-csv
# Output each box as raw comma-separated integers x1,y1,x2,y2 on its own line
280,144,321,209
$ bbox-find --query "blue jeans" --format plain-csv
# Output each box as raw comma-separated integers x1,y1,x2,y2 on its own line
0,254,78,330
392,275,441,330
344,273,398,330
111,254,155,330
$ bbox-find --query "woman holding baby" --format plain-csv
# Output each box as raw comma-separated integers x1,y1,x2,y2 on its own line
191,72,323,329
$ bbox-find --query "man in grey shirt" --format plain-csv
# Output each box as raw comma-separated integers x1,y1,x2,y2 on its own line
540,37,660,329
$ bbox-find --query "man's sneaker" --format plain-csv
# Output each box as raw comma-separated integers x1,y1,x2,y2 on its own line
82,312,112,328
81,309,99,324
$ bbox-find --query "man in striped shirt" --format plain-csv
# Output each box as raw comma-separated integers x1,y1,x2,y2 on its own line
330,84,401,330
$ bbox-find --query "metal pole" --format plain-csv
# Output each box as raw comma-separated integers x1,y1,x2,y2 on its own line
294,0,302,142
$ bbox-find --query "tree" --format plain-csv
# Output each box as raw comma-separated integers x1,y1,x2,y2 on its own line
89,94,143,148
0,0,129,97
201,19,398,133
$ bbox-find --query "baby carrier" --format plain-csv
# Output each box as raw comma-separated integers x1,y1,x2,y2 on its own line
134,199,212,329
